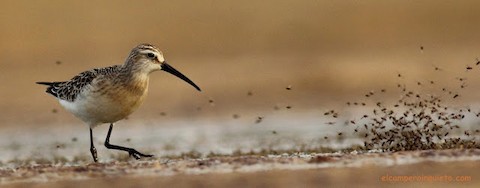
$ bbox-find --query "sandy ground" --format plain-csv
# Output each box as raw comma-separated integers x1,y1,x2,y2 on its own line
0,115,478,187
1,149,479,187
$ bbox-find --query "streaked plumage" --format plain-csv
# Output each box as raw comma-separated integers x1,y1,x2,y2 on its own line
37,43,201,162
37,65,121,102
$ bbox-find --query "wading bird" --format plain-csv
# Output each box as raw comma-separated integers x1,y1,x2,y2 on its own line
37,44,201,162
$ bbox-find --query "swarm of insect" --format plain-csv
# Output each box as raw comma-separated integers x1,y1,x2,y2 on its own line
335,66,480,151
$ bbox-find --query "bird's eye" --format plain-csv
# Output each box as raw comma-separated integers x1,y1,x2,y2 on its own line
147,53,156,58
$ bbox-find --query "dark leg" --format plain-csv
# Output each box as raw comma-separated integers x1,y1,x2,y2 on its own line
90,128,98,162
104,123,153,159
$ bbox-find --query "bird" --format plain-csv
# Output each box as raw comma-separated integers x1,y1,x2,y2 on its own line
36,43,201,162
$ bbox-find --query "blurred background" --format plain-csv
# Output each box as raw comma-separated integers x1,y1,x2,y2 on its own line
1,0,480,131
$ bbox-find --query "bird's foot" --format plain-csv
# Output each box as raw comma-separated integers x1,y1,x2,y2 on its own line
127,149,154,160
90,147,98,162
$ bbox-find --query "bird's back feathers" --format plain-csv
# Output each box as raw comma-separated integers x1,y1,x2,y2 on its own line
36,65,122,102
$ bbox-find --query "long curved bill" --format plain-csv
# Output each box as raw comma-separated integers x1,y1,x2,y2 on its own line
161,62,202,91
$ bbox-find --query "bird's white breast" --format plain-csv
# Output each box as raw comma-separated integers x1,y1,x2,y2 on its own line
58,79,149,128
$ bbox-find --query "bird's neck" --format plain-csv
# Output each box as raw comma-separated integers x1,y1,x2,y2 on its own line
121,68,150,95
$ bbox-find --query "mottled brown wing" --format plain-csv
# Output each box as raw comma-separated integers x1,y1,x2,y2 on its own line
36,70,97,102
36,65,121,102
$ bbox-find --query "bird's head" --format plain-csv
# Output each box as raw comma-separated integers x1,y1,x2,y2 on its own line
125,43,201,91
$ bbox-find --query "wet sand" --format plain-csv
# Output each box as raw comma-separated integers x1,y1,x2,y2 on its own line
2,149,479,188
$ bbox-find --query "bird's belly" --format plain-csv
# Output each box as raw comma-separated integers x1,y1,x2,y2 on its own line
59,89,147,127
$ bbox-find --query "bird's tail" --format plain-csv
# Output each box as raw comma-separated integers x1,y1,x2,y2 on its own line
36,82,55,86
36,81,61,97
